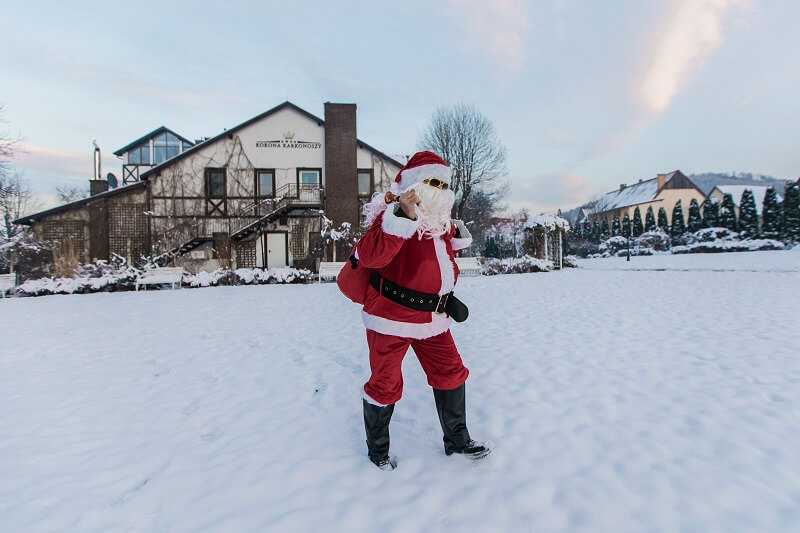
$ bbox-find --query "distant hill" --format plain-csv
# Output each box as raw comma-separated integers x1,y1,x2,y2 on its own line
559,172,792,225
688,172,788,196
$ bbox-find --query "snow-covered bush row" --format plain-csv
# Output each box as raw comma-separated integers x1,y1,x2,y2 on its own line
481,255,555,275
588,228,788,258
16,258,140,296
672,239,785,254
14,261,313,297
185,267,312,287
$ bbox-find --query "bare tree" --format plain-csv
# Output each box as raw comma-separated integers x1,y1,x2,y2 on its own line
1,173,35,239
419,103,508,219
55,184,89,204
0,105,17,183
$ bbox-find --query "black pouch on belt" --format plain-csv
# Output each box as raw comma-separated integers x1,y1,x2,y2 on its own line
444,295,469,323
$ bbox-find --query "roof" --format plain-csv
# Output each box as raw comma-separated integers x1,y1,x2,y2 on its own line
590,178,661,214
139,101,404,180
13,181,147,225
113,126,195,156
711,185,782,214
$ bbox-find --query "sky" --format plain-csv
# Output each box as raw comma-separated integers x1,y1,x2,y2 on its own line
2,0,799,214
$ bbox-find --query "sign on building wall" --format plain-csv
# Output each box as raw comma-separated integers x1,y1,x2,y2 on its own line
256,131,321,150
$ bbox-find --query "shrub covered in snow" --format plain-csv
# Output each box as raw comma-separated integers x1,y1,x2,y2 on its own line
233,267,312,285
16,256,140,296
481,255,554,275
636,230,671,251
672,239,785,254
687,227,739,244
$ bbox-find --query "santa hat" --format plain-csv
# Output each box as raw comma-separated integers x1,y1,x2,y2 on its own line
391,151,452,194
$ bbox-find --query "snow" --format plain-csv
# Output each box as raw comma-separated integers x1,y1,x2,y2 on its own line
2,251,799,532
524,213,570,230
590,178,659,213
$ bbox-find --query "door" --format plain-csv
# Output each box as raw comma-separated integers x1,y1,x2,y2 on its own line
265,232,287,268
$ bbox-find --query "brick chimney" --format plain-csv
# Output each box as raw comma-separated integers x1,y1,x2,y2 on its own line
323,102,358,234
657,174,666,191
89,179,109,196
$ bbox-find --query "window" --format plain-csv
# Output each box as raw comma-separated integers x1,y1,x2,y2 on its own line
357,169,373,197
255,169,275,197
127,145,150,165
298,169,321,188
153,132,181,164
205,168,226,198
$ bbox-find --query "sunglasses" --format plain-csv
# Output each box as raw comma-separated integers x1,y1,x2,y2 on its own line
423,178,449,190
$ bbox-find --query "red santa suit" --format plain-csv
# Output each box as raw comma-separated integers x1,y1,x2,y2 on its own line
355,186,473,406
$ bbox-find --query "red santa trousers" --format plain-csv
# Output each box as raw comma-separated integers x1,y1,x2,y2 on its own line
362,329,469,406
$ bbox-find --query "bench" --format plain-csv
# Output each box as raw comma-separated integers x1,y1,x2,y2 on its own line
135,267,185,291
0,273,17,298
455,257,483,277
318,261,346,283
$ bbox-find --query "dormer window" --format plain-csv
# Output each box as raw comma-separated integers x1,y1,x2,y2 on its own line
153,132,182,164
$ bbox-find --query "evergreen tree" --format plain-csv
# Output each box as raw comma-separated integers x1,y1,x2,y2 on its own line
483,237,499,258
783,180,800,242
582,220,592,238
632,207,644,237
737,189,759,239
718,193,738,231
600,219,610,239
761,187,781,239
702,199,719,228
644,206,656,232
670,200,686,237
657,207,669,231
611,215,621,237
687,198,702,232
622,212,631,238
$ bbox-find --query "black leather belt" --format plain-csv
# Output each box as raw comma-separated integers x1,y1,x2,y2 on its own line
369,271,452,314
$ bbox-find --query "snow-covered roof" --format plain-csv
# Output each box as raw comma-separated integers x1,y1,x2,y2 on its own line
589,178,660,214
524,213,570,230
712,185,782,214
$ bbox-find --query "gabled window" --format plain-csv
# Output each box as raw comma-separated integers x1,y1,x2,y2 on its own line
154,132,181,164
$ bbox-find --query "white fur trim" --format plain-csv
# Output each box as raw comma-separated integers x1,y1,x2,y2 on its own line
451,237,473,251
451,220,472,251
362,386,389,407
381,207,420,238
362,311,451,340
395,163,452,192
433,236,455,295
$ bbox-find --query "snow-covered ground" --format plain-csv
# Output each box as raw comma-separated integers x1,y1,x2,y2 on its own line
2,251,799,532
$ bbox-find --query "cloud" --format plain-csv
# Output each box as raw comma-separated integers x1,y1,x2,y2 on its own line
14,143,90,179
446,0,528,73
637,0,748,115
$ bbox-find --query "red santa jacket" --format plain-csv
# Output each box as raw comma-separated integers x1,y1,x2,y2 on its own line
355,206,472,339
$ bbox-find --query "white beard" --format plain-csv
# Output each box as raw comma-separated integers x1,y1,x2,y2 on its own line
410,182,455,237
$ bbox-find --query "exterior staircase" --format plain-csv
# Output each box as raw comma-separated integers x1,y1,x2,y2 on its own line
155,184,324,264
230,183,324,242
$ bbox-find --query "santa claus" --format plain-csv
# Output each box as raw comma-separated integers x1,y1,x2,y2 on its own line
341,150,490,471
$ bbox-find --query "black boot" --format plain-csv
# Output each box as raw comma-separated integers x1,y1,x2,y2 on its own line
363,399,397,470
433,384,491,459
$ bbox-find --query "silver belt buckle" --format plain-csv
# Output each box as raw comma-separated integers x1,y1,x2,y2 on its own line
436,293,449,314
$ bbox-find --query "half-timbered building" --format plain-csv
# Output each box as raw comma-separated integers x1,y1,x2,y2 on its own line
15,101,403,272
